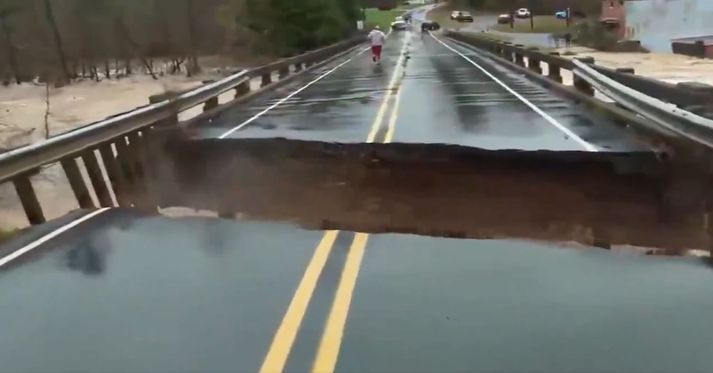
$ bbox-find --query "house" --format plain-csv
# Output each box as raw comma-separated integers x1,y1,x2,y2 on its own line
600,0,626,39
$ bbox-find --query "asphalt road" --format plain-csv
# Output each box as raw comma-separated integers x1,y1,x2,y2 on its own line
202,29,646,151
2,211,713,372
3,23,711,373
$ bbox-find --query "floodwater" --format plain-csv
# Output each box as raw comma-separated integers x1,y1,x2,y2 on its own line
626,0,713,53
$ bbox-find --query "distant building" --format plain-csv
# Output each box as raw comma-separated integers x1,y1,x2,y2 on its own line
599,0,626,39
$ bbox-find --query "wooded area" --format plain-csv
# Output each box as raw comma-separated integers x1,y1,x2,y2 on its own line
0,0,362,85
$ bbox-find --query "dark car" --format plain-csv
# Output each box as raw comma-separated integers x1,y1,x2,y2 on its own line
455,11,474,22
421,21,441,32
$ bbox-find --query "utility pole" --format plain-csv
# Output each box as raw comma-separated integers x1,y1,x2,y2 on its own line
529,0,534,30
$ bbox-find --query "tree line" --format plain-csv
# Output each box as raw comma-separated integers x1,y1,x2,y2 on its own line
0,0,361,85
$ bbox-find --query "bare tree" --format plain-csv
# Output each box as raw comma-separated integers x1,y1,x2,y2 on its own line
42,0,71,82
0,7,21,84
44,83,51,139
186,0,201,77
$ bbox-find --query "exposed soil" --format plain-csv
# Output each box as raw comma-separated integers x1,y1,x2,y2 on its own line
150,138,713,255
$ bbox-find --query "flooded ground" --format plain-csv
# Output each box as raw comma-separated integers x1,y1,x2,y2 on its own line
626,0,713,53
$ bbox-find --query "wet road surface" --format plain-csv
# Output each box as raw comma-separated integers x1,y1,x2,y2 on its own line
202,29,646,152
2,24,705,373
3,212,713,372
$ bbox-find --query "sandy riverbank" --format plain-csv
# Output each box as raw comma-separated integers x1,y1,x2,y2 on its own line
558,46,713,86
0,66,269,230
0,75,210,151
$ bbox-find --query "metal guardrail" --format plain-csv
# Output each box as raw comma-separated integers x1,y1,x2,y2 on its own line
444,31,713,110
445,31,713,151
573,59,713,149
0,36,364,226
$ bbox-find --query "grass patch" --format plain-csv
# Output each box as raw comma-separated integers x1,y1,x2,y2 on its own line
365,8,404,30
426,4,477,29
493,16,572,34
0,229,18,243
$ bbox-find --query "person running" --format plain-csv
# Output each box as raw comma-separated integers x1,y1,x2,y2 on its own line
368,26,386,62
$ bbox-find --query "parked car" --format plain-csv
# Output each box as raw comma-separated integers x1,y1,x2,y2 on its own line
516,8,531,18
421,21,441,31
497,13,513,24
391,19,408,31
450,11,461,20
455,11,474,22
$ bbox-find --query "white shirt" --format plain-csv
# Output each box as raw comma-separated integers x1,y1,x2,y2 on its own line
368,30,386,46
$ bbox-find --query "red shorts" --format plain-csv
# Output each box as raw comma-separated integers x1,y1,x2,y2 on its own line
371,45,383,58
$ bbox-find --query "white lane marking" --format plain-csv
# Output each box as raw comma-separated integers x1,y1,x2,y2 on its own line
0,208,111,268
430,34,599,152
218,45,374,139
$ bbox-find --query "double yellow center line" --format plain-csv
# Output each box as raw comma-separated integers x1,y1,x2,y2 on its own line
259,33,410,373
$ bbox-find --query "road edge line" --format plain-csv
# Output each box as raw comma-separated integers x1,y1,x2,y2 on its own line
430,33,599,152
0,208,111,268
219,47,369,139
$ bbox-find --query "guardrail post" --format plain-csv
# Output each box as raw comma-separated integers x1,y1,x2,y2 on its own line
81,150,113,207
204,97,219,112
497,43,508,59
547,53,563,83
13,174,45,225
127,132,151,210
235,80,250,98
61,158,95,209
99,144,130,207
149,95,178,125
513,45,525,67
573,57,596,96
114,137,137,206
278,66,290,79
615,67,635,74
526,47,542,74
261,73,272,87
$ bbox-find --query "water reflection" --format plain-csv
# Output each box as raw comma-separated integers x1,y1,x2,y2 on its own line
65,232,110,276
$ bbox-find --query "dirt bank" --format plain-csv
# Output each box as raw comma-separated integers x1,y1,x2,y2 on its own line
151,138,713,255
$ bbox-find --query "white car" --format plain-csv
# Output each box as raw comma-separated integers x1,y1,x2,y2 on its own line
451,11,461,20
516,8,531,18
391,20,408,31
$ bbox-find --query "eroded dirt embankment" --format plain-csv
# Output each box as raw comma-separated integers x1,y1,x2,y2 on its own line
151,138,713,254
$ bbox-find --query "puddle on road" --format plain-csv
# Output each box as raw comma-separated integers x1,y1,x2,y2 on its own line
152,138,713,257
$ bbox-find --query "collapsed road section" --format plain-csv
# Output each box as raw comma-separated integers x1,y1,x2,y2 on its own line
153,138,712,254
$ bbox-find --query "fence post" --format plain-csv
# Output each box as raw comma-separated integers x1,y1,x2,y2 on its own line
13,174,45,225
573,57,595,96
61,158,95,209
